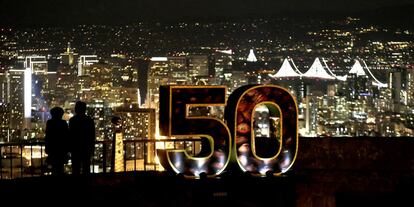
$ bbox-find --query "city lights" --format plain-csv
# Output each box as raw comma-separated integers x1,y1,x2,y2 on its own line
24,67,31,119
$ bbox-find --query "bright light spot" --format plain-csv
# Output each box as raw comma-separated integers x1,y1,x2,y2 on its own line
150,57,168,61
24,68,31,118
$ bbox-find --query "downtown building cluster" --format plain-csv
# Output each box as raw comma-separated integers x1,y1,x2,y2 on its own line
0,17,414,143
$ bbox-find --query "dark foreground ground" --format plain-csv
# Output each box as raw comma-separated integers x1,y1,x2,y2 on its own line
0,171,295,206
2,137,414,206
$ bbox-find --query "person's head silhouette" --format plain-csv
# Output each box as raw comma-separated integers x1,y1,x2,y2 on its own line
50,107,64,120
75,101,87,115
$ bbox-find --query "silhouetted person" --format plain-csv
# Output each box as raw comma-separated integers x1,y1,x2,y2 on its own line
69,101,96,175
45,107,69,176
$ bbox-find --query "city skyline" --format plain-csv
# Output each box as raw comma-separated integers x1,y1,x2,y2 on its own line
1,13,414,144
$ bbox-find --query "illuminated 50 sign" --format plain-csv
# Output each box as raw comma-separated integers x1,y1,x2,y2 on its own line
159,85,298,178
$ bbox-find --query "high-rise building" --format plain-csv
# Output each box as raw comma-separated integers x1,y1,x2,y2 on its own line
213,50,233,84
0,72,8,104
24,56,47,74
89,63,112,89
318,96,349,136
406,68,414,106
0,72,8,140
56,65,77,107
47,71,57,96
388,68,402,113
0,68,43,140
224,70,247,95
0,103,9,142
168,57,188,85
60,42,78,66
113,107,156,171
8,69,25,140
147,57,169,109
304,96,319,137
87,100,113,142
188,55,209,81
112,65,139,88
21,56,49,133
78,55,99,76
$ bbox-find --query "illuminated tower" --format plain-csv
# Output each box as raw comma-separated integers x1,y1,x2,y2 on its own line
60,42,79,66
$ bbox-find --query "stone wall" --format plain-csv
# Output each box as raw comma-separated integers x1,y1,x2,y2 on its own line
293,137,414,207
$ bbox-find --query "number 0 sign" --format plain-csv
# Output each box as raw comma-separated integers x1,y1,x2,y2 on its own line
159,85,298,178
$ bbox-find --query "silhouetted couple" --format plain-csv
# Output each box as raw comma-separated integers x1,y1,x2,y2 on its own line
45,101,96,176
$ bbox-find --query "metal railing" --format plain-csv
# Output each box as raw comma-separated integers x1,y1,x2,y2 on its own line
0,138,202,179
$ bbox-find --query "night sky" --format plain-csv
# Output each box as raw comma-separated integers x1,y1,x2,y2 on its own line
1,0,413,26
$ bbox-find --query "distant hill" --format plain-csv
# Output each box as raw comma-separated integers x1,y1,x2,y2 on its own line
361,4,414,29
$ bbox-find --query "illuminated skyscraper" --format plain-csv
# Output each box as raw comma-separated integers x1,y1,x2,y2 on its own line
21,55,49,135
112,65,139,88
168,57,188,85
8,69,25,140
388,68,402,113
318,96,349,136
24,56,47,74
87,100,113,141
113,107,156,171
47,70,57,91
147,57,169,109
406,68,414,106
304,96,318,136
60,42,78,66
0,102,9,142
213,50,233,84
0,72,9,141
223,70,247,95
78,55,99,76
188,55,209,80
0,72,8,104
56,65,77,107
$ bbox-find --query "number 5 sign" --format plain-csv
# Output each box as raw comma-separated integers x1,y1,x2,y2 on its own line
159,85,298,178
